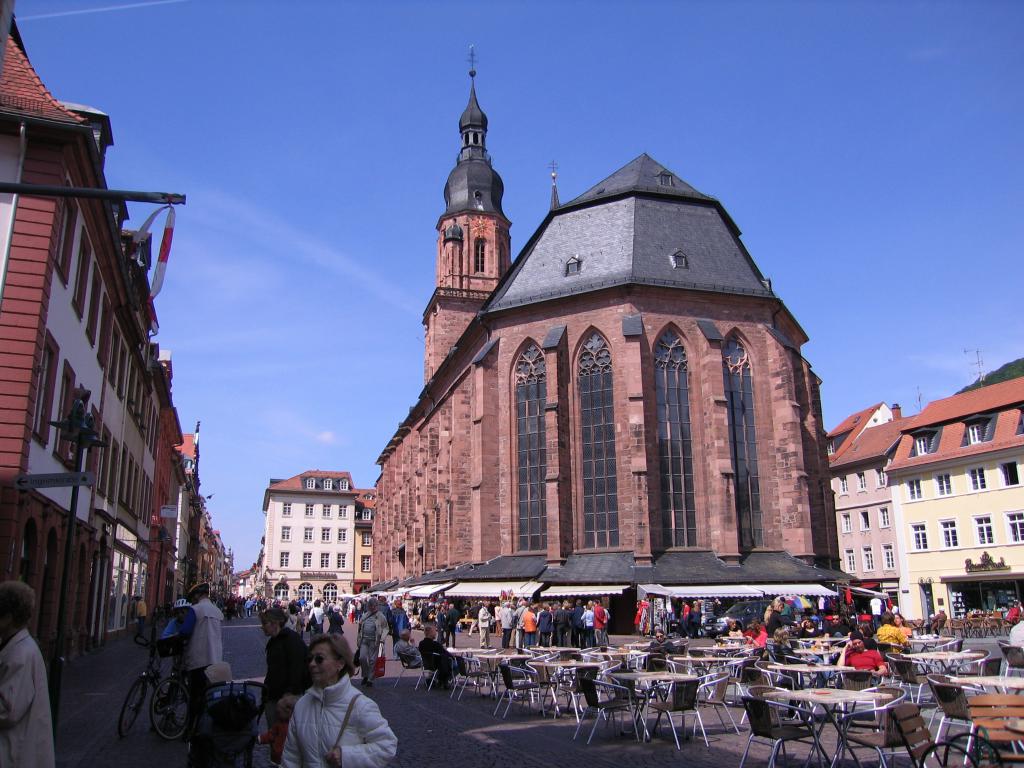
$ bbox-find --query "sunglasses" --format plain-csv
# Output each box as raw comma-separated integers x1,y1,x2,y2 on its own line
307,653,336,665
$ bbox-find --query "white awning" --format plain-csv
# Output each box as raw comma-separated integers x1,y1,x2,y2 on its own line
444,580,542,598
404,582,456,598
759,584,836,597
667,585,765,598
541,584,629,598
638,584,673,596
848,586,888,598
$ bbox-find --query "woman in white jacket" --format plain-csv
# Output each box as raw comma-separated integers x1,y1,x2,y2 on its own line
281,634,397,768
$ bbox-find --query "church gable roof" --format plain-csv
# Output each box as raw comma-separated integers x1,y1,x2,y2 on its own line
486,155,772,313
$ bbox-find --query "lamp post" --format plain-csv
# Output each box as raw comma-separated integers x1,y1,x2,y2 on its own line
48,386,106,733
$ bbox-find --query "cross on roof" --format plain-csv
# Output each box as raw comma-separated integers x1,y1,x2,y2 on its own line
548,160,559,178
467,45,477,77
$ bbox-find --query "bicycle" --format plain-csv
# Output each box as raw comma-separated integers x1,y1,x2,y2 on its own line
150,646,190,740
117,622,164,737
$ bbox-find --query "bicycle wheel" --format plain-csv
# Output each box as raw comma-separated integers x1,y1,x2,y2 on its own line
117,677,148,737
150,678,189,740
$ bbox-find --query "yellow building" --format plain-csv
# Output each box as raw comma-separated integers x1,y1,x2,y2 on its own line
889,378,1024,620
354,490,376,592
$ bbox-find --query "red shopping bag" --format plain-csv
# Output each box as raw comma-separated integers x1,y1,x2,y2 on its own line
373,642,387,678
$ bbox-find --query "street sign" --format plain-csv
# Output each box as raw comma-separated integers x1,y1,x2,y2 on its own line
160,505,178,519
13,471,94,490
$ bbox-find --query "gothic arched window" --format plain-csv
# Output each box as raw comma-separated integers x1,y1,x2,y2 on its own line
655,330,696,547
515,344,547,551
578,333,619,548
474,238,486,273
722,338,763,549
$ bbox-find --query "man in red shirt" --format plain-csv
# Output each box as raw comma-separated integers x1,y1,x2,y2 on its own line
593,602,609,646
842,632,888,675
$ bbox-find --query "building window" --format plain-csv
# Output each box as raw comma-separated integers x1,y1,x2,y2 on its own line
72,237,92,317
339,506,348,519
876,469,887,487
298,582,313,601
907,479,922,501
670,249,688,269
967,423,984,445
282,502,291,517
827,440,835,456
279,552,289,567
577,333,620,548
321,527,331,542
336,553,347,569
860,510,870,531
839,477,849,494
975,515,994,545
1001,462,1020,487
303,527,313,542
323,583,337,602
337,528,346,543
914,436,929,455
841,513,851,533
302,553,312,568
935,474,952,496
862,547,875,571
361,555,371,572
323,504,332,517
85,273,101,345
514,343,547,551
474,238,485,272
882,544,895,570
912,523,929,551
1008,513,1024,544
857,472,867,491
305,504,314,516
55,202,77,283
940,520,959,548
340,478,350,490
654,330,696,547
723,338,762,549
879,507,890,528
32,335,59,445
281,527,291,542
320,553,330,568
361,532,372,546
305,478,316,490
969,467,987,491
912,430,940,456
845,549,856,573
565,255,581,276
323,478,333,490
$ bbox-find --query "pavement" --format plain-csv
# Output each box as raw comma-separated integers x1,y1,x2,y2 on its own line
55,616,1004,767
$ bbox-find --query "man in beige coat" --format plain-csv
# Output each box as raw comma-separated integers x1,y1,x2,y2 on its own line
0,580,54,768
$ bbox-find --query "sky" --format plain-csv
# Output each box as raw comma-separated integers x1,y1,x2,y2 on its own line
14,0,1024,570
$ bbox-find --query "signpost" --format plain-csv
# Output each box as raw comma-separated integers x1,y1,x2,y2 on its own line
13,471,94,490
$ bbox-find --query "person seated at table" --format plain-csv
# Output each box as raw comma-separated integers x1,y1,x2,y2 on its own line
726,619,745,639
1006,602,1021,625
874,613,907,649
418,623,455,689
892,613,914,641
839,632,888,675
855,621,879,650
797,618,824,639
927,609,948,635
394,628,422,668
826,615,852,637
744,620,768,649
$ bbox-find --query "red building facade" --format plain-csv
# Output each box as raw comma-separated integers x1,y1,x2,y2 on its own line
374,75,839,591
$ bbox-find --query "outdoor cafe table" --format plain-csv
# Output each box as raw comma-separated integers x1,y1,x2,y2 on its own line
907,635,947,647
609,671,701,741
765,688,893,766
667,655,729,671
904,651,982,672
792,647,840,664
950,675,1024,692
767,663,856,688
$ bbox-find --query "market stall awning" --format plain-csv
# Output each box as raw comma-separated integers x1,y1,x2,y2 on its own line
667,585,764,598
638,584,672,596
444,580,542,598
404,582,456,598
541,584,629,598
847,586,888,598
760,583,836,597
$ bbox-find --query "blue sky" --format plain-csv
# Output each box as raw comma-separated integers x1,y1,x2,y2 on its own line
16,1,1024,569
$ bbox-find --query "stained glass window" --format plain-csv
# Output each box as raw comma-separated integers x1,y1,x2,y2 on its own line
578,333,619,548
723,338,763,549
515,344,547,551
654,330,696,546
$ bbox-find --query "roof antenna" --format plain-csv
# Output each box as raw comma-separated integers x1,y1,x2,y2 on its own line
467,44,477,79
548,160,560,209
963,348,985,385
915,386,923,414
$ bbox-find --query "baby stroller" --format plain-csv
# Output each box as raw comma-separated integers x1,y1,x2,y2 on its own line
188,675,264,768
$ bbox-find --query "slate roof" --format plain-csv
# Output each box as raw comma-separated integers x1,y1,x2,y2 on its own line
467,555,548,580
542,553,637,584
0,32,83,124
485,154,773,313
643,550,848,585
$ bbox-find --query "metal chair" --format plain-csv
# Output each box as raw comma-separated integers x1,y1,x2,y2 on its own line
573,677,635,744
739,695,820,768
698,671,740,735
838,685,907,768
649,677,707,748
453,655,490,701
888,653,929,703
890,702,1003,767
927,674,982,742
415,651,440,691
493,663,540,719
999,641,1024,678
393,649,422,688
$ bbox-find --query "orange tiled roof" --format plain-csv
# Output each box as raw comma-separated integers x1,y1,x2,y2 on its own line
269,470,356,491
0,34,83,124
827,402,886,463
902,377,1024,430
830,417,909,469
356,489,377,509
889,405,1024,472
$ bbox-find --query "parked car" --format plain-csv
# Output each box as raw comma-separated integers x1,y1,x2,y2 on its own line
708,599,773,637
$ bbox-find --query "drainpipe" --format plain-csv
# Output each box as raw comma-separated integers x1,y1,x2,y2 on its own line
0,120,27,309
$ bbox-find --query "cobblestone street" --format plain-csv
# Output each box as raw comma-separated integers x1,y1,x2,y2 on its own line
57,616,998,767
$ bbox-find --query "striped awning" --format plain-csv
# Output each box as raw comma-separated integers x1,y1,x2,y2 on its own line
667,585,764,599
404,582,456,598
760,584,836,597
541,584,629,598
444,580,542,598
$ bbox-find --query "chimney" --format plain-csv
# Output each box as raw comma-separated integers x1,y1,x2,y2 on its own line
891,403,902,420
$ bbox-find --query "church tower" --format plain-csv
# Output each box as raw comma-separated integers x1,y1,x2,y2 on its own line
423,68,511,381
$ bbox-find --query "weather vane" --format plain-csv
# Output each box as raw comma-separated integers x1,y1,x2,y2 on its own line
548,160,559,179
467,45,477,78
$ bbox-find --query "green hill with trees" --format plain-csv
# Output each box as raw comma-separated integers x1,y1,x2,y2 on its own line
957,357,1024,393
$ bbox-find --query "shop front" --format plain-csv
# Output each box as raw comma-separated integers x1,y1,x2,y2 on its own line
107,523,140,634
941,561,1024,618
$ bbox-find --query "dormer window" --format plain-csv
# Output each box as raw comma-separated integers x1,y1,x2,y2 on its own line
967,423,984,445
340,479,350,491
657,171,674,187
910,428,941,457
565,256,582,276
323,478,333,491
671,250,688,269
826,440,835,456
305,478,316,490
963,414,996,446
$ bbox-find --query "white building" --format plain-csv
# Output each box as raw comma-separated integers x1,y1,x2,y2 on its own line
261,470,358,602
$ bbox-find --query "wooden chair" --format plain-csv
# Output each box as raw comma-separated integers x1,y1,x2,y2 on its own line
967,694,1024,763
891,701,1003,767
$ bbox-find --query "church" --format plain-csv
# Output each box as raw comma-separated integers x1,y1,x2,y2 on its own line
372,72,844,624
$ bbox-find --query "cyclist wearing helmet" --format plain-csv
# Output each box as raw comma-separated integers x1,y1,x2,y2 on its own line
161,598,192,639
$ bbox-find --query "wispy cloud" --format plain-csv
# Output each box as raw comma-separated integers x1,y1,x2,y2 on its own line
907,47,948,63
19,0,187,21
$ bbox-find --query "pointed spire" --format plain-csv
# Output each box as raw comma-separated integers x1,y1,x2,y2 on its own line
549,160,560,210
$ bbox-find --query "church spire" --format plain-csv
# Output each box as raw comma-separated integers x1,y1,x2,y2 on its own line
549,161,560,210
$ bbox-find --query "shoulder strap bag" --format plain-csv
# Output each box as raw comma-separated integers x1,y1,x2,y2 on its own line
331,693,362,751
